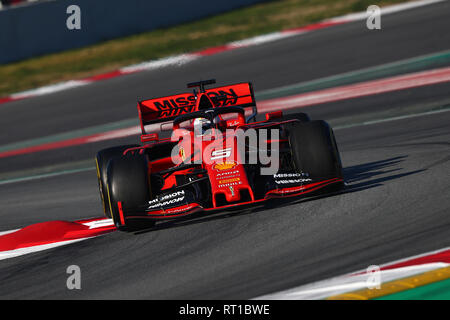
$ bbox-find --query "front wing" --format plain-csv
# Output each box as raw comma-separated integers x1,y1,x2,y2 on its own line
118,177,344,222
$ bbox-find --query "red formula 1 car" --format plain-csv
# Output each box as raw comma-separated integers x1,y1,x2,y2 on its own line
95,80,344,231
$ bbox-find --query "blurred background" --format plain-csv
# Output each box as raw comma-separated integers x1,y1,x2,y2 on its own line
0,0,410,96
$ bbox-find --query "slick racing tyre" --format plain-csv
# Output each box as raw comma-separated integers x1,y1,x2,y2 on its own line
288,120,343,180
95,145,139,218
106,153,155,231
282,112,311,122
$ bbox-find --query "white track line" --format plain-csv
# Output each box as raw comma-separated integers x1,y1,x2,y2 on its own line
119,54,200,74
10,80,91,100
325,0,446,23
255,246,450,300
255,263,449,300
0,218,115,261
0,238,94,261
1,0,445,104
0,229,19,236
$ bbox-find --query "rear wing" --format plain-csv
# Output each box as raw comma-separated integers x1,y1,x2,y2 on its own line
138,82,257,134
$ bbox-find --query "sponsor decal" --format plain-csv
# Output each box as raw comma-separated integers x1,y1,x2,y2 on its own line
149,88,241,119
170,127,280,175
216,170,239,177
213,161,237,171
148,190,186,210
276,186,304,194
274,173,309,178
273,172,312,185
218,177,240,185
275,178,312,184
226,119,240,127
154,102,196,118
207,88,240,106
218,181,242,188
154,95,196,109
229,186,235,197
166,204,198,214
211,148,232,161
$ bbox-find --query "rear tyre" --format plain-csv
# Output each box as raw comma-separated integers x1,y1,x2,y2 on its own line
288,120,343,181
282,112,311,122
106,153,155,231
95,145,139,218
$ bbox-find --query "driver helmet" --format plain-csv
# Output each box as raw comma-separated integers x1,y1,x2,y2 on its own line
193,117,212,136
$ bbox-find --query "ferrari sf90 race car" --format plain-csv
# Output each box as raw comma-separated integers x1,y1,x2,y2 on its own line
95,80,344,231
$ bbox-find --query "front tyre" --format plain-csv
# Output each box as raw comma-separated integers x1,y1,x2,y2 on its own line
106,153,155,231
282,112,311,122
288,120,343,181
95,145,139,218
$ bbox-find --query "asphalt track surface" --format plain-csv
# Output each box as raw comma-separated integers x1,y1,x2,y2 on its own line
1,1,450,299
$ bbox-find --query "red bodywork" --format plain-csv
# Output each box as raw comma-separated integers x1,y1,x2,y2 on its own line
118,82,343,220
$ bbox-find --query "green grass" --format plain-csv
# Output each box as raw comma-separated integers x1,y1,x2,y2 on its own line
376,277,450,300
0,0,412,97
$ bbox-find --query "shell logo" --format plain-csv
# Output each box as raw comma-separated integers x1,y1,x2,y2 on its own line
213,161,237,171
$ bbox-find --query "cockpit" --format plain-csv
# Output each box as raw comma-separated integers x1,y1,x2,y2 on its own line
172,106,246,137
